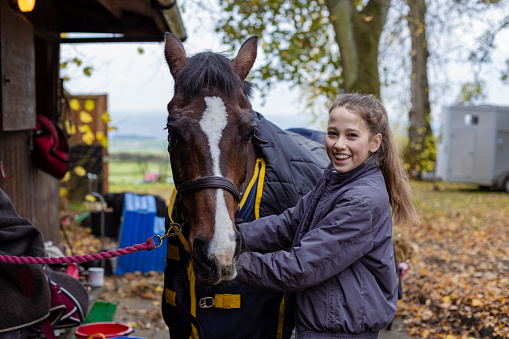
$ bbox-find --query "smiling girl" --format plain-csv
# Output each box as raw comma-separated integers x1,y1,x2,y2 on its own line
236,93,420,338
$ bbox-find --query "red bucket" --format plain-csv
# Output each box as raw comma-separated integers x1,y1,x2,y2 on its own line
75,322,133,338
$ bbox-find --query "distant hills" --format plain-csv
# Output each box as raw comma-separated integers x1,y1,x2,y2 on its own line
108,110,319,154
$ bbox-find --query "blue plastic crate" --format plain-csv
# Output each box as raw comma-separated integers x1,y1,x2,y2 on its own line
115,193,166,274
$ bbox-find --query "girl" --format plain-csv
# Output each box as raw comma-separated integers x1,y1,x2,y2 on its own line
236,93,420,338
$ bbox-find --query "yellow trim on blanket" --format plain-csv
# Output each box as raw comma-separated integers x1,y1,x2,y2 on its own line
277,296,285,339
214,294,241,309
165,288,176,306
239,158,262,209
167,244,180,260
254,158,266,219
188,262,199,339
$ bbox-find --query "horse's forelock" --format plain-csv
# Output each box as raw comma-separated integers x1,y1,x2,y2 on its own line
175,52,244,100
242,81,254,99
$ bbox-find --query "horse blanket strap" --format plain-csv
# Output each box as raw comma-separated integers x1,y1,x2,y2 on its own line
176,176,241,203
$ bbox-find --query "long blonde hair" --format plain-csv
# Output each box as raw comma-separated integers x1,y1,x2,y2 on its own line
329,93,420,227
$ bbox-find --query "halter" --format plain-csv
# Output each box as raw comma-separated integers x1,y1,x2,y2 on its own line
175,176,242,205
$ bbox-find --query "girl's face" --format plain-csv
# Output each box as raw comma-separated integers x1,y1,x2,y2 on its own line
326,107,382,173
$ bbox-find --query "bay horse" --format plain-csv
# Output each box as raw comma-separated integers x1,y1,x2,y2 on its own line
162,33,328,338
164,33,258,286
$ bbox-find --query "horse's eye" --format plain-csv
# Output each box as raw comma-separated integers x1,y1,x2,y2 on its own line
245,127,256,142
168,126,179,138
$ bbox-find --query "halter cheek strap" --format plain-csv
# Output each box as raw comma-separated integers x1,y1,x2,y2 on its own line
176,176,242,203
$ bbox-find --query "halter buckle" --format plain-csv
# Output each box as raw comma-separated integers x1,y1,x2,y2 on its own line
199,297,215,308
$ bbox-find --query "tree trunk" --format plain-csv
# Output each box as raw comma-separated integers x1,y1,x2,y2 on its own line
326,0,391,98
406,0,434,177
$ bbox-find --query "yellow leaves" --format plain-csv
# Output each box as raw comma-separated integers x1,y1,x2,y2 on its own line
80,111,93,123
61,171,71,183
137,47,144,54
59,187,67,198
101,111,111,124
362,15,373,22
96,131,107,148
82,132,95,145
65,120,76,135
78,124,95,145
74,166,87,177
84,194,96,202
471,298,483,307
85,99,95,111
83,67,93,76
70,99,80,111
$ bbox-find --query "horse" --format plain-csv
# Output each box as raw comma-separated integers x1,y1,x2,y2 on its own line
162,33,328,338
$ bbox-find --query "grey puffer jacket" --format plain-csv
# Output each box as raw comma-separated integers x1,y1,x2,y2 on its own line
236,158,398,338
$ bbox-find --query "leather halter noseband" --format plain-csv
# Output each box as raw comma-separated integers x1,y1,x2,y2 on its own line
175,176,241,203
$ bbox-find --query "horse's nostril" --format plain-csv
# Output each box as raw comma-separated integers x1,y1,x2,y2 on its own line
193,236,211,267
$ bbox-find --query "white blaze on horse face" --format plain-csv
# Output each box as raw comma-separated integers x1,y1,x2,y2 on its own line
199,97,236,267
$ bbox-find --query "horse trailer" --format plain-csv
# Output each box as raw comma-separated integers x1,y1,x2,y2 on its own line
436,105,509,192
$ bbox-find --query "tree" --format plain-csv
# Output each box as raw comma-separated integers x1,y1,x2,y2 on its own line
217,0,390,106
404,0,435,176
214,0,509,175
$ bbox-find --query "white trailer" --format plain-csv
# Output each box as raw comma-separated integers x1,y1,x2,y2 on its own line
436,105,509,192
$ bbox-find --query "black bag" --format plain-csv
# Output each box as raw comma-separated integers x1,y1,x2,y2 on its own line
32,115,69,179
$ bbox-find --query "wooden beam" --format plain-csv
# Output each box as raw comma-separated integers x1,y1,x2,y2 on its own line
97,0,121,18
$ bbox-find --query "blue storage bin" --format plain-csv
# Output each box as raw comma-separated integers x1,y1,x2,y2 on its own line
115,193,167,274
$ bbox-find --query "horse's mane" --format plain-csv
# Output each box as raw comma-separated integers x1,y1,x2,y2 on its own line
175,51,253,100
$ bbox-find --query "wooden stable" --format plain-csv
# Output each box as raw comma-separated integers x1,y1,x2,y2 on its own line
64,93,110,203
0,0,186,242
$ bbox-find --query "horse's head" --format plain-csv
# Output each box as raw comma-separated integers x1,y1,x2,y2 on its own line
164,33,258,286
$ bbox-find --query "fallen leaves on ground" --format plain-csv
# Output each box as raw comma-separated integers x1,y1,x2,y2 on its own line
59,215,167,332
397,182,509,338
100,271,167,331
61,182,509,338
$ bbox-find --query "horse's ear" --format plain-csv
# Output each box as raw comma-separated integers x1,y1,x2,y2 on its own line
164,32,187,78
232,36,258,81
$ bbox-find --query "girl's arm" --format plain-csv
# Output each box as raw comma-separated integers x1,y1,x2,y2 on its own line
236,197,378,292
237,190,313,252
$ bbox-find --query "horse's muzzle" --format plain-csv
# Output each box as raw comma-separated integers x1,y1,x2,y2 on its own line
192,232,241,286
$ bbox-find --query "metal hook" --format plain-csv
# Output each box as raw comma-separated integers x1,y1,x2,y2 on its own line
0,161,13,180
151,223,183,249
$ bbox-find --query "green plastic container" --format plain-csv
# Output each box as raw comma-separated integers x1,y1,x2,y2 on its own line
84,301,118,324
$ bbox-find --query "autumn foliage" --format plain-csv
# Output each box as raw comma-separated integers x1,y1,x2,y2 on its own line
397,181,509,338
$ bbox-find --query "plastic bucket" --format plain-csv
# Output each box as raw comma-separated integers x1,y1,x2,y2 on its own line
75,322,133,338
83,301,118,324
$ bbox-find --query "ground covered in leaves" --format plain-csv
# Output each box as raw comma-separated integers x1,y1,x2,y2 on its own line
397,182,509,338
59,214,167,335
61,181,509,338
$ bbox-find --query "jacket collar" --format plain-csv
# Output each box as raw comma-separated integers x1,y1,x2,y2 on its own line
325,155,379,184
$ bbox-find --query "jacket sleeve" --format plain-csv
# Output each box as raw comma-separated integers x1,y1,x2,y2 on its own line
236,197,375,292
237,190,313,252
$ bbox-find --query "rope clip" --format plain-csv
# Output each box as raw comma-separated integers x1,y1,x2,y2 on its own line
151,223,182,249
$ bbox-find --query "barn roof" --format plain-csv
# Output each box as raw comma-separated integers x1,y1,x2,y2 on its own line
20,0,187,43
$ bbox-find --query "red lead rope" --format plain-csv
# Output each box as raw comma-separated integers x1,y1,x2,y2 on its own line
0,238,157,265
